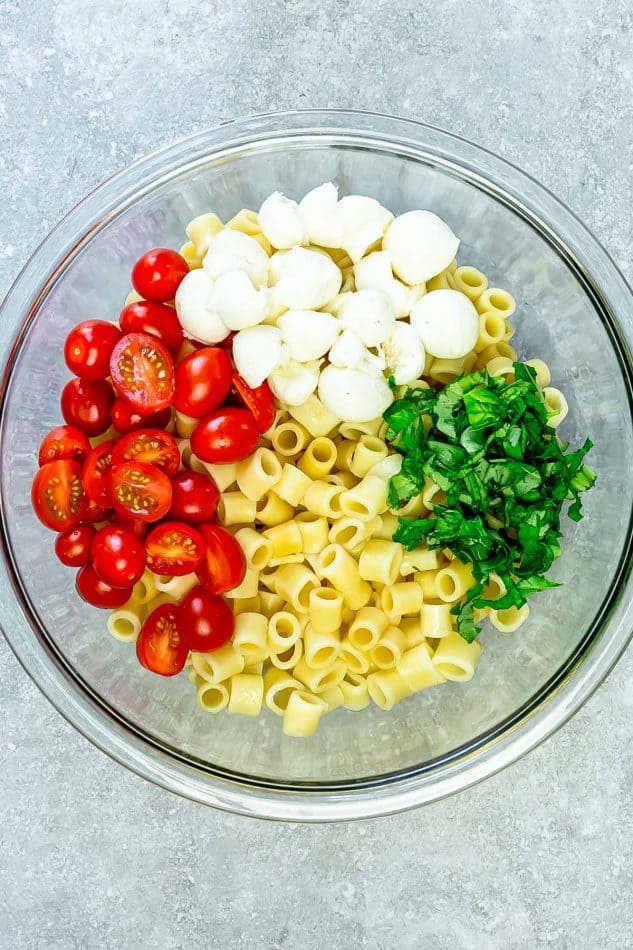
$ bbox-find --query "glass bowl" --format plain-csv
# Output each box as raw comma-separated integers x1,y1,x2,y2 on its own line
1,110,633,822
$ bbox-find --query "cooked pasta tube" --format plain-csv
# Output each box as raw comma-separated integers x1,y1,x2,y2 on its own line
271,421,311,457
358,540,403,585
234,527,272,571
196,680,230,713
349,436,388,478
339,638,370,675
273,563,319,614
262,520,303,559
381,582,423,620
347,606,389,652
267,611,303,651
432,632,482,681
264,668,303,715
232,612,269,663
489,603,530,633
303,480,345,519
420,603,455,638
191,645,244,683
370,626,408,670
308,587,344,634
235,447,283,500
218,491,257,525
317,544,372,609
293,657,346,693
367,669,410,711
274,464,312,506
298,437,338,479
282,690,328,737
339,475,387,520
228,674,264,717
294,512,330,554
303,623,341,669
397,643,446,692
339,673,370,711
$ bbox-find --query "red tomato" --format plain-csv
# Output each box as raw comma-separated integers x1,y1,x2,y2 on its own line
54,524,96,567
91,524,146,588
81,497,113,524
136,603,188,676
64,320,122,380
32,459,85,531
216,331,236,349
38,424,91,466
173,347,232,418
114,514,149,539
119,300,184,353
111,397,171,434
145,521,205,576
76,564,132,609
196,523,246,594
131,248,189,303
109,332,175,413
82,440,116,507
112,428,180,476
190,407,259,463
169,470,219,523
61,377,114,436
110,461,172,523
179,585,234,652
232,374,276,433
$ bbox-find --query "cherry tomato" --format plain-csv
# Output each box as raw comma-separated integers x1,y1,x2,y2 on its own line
110,332,175,413
145,521,205,576
179,585,234,652
111,397,171,434
32,459,85,531
136,603,188,676
196,523,246,595
114,514,149,540
91,524,146,588
54,524,96,567
216,331,236,349
110,461,172,523
81,497,113,524
119,300,184,353
38,424,91,466
190,407,259,464
82,440,116,508
76,564,132,609
64,320,121,380
112,428,180,476
169,470,219,523
61,377,114,436
173,347,232,418
232,374,276,433
131,248,189,303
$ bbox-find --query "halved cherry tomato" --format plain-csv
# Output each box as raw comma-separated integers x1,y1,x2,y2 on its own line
91,524,146,588
119,300,184,353
110,332,175,413
136,603,188,676
64,320,122,380
173,347,232,418
38,424,91,467
169,470,219,523
131,248,189,303
179,585,234,652
32,459,85,531
111,398,171,434
110,461,172,523
145,520,205,576
190,407,259,464
76,564,132,609
81,497,113,524
61,377,114,436
55,524,96,567
82,440,116,508
112,428,180,476
114,515,149,540
232,374,276,433
196,523,246,594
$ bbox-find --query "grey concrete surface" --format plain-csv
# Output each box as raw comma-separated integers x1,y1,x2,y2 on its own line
1,1,633,948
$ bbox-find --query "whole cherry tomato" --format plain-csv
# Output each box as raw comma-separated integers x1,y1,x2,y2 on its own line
131,248,189,303
112,428,180,476
91,524,146,588
136,603,188,676
196,523,246,595
232,374,276,433
76,564,132,609
179,585,234,652
54,524,96,567
81,497,113,524
64,320,121,380
173,347,232,418
38,424,91,467
32,459,85,531
145,521,205,576
109,332,175,413
114,515,149,540
169,470,219,523
110,461,172,523
111,397,171,434
119,300,184,353
61,377,114,436
190,407,259,463
82,440,116,507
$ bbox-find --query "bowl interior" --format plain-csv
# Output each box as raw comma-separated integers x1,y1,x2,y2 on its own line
1,133,632,787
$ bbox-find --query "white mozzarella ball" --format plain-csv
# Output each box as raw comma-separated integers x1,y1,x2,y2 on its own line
258,192,307,249
383,210,459,284
318,365,393,423
232,326,284,388
203,229,270,287
269,358,320,406
277,309,340,362
210,270,271,330
336,289,396,347
298,182,344,248
338,195,393,263
274,247,342,310
367,453,403,481
174,269,228,344
328,329,368,369
353,251,418,318
381,321,426,385
410,289,478,359
268,249,289,285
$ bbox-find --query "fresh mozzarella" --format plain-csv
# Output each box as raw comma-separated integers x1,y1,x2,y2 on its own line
174,269,228,344
274,247,342,310
367,453,403,481
381,321,426,385
278,310,340,362
233,326,284,388
318,365,393,422
203,229,270,288
337,195,393,263
269,358,320,406
410,289,478,359
328,330,369,369
258,192,307,249
336,289,396,347
210,270,271,330
383,210,459,284
299,182,344,248
268,249,289,285
353,251,421,318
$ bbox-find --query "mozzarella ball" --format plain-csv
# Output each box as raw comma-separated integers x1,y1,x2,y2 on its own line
336,289,396,347
338,195,393,263
328,330,368,369
233,326,284,388
268,249,289,285
210,270,271,330
381,321,426,385
269,358,320,406
299,182,344,248
410,289,478,359
258,192,307,249
353,251,419,318
274,247,342,310
383,210,459,284
278,309,340,362
367,452,403,481
318,365,393,423
203,229,270,288
174,269,228,344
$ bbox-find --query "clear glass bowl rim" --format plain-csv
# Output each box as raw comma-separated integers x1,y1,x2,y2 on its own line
1,109,633,822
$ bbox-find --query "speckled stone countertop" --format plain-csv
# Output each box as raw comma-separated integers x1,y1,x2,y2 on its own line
1,2,633,948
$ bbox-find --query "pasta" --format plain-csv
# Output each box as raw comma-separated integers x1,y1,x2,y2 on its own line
228,673,265,716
